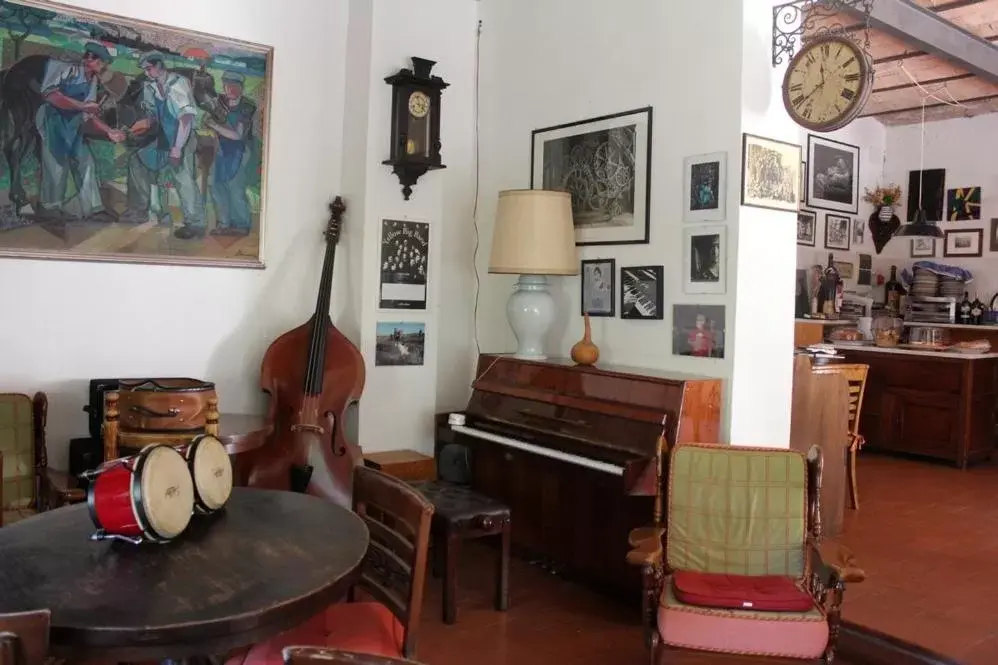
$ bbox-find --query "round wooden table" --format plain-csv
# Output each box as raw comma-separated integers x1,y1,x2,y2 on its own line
0,488,368,660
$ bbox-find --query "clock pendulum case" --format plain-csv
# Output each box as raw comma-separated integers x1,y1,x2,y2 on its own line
383,57,450,200
782,34,873,133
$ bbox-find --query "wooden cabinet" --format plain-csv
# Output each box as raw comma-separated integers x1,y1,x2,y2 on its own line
840,350,998,468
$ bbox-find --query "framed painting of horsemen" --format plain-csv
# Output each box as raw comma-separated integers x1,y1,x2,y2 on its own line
0,0,272,267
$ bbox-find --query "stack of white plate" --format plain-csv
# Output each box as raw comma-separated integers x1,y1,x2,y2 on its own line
912,269,940,297
938,276,964,299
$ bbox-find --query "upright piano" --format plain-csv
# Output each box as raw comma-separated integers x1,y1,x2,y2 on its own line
435,354,722,599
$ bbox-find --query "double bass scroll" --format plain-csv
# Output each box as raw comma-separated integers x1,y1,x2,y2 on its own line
249,197,366,507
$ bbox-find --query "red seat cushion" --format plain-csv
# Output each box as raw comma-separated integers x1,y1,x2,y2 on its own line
672,571,814,612
224,602,404,665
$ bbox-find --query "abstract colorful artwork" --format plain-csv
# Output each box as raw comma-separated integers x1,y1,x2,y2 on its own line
946,187,981,221
0,0,272,267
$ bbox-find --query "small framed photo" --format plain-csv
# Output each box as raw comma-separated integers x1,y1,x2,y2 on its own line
740,133,802,212
374,322,426,367
825,214,851,251
911,237,936,258
834,261,854,280
684,225,726,295
853,218,866,245
683,152,726,222
620,265,664,320
797,210,816,246
673,304,726,359
581,258,615,317
990,218,998,252
806,134,860,214
943,228,984,258
800,161,807,204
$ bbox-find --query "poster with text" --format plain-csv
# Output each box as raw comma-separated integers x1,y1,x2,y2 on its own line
379,219,429,309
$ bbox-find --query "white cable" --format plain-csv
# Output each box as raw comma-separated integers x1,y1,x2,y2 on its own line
898,61,971,110
471,19,482,357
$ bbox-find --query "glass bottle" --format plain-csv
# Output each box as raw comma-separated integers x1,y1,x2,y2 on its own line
884,265,905,316
818,253,841,317
971,296,985,326
959,291,972,325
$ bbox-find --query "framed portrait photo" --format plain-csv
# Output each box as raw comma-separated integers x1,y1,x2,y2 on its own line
620,265,664,320
797,210,816,246
580,258,615,317
740,133,801,212
683,152,726,222
531,107,652,246
806,135,860,214
672,304,726,359
943,228,984,258
825,214,852,251
683,225,726,295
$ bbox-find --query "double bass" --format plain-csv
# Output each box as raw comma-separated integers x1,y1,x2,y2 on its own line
249,197,365,506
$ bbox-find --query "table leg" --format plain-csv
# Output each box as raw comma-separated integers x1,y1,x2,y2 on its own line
495,522,510,612
443,532,460,625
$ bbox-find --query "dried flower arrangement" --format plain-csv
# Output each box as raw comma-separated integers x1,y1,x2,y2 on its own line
863,184,903,208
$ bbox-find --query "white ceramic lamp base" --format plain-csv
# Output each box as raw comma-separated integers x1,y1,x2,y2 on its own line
506,275,554,360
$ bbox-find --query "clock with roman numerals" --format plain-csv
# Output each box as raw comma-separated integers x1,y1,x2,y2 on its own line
782,34,873,132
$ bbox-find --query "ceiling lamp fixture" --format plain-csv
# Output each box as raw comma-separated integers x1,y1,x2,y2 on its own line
895,99,944,239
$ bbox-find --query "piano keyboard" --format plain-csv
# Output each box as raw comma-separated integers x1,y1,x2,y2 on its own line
451,424,625,476
622,269,656,317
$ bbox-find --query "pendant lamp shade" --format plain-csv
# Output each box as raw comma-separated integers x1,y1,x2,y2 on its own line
895,209,944,239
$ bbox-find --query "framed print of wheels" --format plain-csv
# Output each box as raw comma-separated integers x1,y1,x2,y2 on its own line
782,34,873,133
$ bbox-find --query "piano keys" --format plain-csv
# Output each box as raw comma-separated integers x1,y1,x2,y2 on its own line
435,354,722,599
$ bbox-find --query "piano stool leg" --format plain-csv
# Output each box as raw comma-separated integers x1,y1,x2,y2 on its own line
444,532,461,624
495,521,510,612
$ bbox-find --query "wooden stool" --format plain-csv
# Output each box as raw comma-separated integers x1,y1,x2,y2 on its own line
410,480,510,625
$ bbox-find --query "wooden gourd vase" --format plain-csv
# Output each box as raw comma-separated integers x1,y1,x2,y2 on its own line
571,313,599,366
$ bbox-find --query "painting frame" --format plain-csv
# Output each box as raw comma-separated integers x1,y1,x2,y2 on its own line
806,134,860,214
672,303,726,359
683,225,726,295
943,228,984,258
620,265,664,320
990,218,998,252
378,218,430,311
531,106,652,247
825,214,852,251
580,258,615,317
797,210,816,247
374,321,426,367
0,0,275,269
910,237,936,258
682,151,726,222
740,133,801,212
946,187,982,221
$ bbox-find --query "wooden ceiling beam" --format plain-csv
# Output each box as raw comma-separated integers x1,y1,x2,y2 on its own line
859,91,998,117
836,0,998,86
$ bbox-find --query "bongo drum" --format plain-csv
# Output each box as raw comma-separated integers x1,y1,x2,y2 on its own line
83,444,194,544
179,434,233,515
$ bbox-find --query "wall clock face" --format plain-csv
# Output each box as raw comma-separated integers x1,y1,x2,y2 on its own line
782,35,872,132
408,90,430,118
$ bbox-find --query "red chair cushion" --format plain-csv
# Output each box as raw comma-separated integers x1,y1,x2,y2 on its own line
224,601,404,665
671,571,814,612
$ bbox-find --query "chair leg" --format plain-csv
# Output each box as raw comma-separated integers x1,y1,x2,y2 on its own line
848,445,860,510
495,521,510,612
443,532,460,624
431,531,443,578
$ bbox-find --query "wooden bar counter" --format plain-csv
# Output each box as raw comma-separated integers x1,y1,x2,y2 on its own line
838,345,998,468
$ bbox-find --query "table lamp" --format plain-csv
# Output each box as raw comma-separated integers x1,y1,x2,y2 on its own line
488,189,578,360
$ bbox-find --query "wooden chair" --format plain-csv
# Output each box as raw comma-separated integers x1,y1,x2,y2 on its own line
228,466,434,664
0,393,84,526
812,363,869,509
0,609,50,665
283,647,423,665
627,443,865,664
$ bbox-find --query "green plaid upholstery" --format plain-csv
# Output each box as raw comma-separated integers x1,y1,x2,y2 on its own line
0,394,34,510
666,444,808,578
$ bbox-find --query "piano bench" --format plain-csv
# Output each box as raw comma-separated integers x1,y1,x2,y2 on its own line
409,480,511,625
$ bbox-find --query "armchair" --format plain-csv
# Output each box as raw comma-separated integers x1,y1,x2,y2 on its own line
627,443,864,664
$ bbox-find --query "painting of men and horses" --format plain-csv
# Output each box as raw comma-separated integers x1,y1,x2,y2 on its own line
0,0,271,267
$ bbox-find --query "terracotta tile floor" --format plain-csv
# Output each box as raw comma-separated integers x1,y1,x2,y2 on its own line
416,452,992,665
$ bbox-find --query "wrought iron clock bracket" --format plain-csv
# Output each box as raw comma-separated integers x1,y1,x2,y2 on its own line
773,0,874,67
382,160,447,201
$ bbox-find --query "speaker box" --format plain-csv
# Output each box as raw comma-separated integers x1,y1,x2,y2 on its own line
69,436,103,487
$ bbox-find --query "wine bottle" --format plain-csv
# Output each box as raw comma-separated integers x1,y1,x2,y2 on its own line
959,291,972,325
884,265,905,316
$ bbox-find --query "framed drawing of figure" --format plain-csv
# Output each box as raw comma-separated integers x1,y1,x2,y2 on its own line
580,258,615,317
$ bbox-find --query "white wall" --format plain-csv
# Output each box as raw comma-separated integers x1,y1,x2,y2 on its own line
884,113,998,300
0,0,478,467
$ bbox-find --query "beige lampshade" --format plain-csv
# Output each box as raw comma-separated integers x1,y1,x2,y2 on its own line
488,189,578,275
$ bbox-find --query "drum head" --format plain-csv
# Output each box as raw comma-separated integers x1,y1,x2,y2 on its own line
191,435,233,511
138,445,195,539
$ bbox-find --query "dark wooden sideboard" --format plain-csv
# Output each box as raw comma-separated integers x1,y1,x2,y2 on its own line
839,349,998,468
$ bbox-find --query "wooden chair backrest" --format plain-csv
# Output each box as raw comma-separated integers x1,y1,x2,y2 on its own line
812,363,869,435
351,466,433,659
283,647,424,665
0,610,50,665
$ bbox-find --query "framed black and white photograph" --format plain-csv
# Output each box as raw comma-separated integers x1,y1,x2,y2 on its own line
379,219,429,310
580,258,615,317
683,225,726,295
683,152,726,222
800,161,807,204
806,135,860,214
911,237,936,258
858,254,872,286
672,304,726,359
797,210,816,246
853,218,866,245
374,321,426,367
620,265,664,320
943,228,984,258
740,133,801,212
531,107,652,246
825,214,851,251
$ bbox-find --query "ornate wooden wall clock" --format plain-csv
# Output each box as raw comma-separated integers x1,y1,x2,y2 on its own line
383,57,450,200
782,34,873,132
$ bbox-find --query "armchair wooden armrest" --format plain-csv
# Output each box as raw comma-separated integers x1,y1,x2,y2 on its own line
627,526,665,567
809,536,865,584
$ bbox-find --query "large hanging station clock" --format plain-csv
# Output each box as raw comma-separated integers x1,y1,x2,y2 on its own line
383,57,449,200
781,34,874,132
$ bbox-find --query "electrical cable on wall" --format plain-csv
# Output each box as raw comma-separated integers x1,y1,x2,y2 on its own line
471,18,482,357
